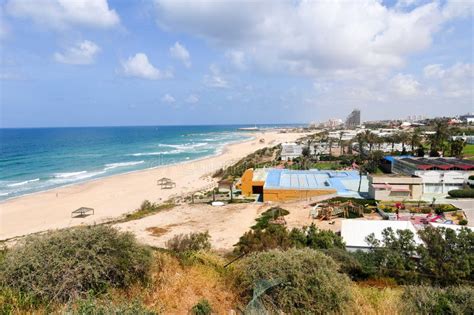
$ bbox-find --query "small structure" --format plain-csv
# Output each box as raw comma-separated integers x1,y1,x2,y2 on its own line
157,177,176,189
71,207,94,218
341,220,422,252
368,174,423,200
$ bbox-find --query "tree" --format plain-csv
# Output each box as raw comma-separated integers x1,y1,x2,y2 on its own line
355,132,365,156
417,226,474,286
429,120,450,155
397,131,410,153
363,130,376,152
449,139,465,158
366,228,419,281
410,128,422,154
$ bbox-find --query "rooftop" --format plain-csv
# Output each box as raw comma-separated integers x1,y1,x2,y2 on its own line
341,220,422,248
398,157,474,171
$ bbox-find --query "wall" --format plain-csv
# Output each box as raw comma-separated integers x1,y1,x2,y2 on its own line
263,188,336,202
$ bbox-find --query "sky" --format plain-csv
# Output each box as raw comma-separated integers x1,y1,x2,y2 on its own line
0,0,473,128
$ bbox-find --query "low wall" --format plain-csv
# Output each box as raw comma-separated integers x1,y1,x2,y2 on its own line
264,188,337,202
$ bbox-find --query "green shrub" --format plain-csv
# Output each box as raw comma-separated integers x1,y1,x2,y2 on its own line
326,197,377,206
402,286,474,315
71,296,156,315
323,248,367,280
251,207,289,230
166,231,211,253
0,225,152,303
459,219,468,225
234,224,293,254
448,189,474,198
191,299,212,315
125,200,175,221
236,248,352,314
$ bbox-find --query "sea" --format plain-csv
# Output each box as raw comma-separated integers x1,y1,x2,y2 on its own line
0,125,301,201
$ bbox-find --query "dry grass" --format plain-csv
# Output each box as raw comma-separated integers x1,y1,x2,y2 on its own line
349,284,403,315
146,227,169,237
143,252,239,314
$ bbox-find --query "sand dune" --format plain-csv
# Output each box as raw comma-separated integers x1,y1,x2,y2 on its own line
0,130,306,240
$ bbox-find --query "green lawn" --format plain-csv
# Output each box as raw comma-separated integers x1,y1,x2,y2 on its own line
313,162,341,170
463,144,474,159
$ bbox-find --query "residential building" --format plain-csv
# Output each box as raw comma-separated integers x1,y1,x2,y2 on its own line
391,157,474,194
345,109,361,128
341,220,422,252
460,113,474,124
280,142,315,161
368,174,423,200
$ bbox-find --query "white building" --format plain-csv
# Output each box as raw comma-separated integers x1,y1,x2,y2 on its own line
391,157,474,195
341,220,422,252
280,142,316,161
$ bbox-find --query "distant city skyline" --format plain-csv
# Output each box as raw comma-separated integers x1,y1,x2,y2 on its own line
0,0,473,128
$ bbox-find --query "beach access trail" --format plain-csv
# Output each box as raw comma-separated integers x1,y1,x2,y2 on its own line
0,131,306,240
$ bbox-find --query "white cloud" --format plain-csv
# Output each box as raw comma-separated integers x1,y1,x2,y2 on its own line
204,64,228,88
54,40,100,65
161,93,175,103
186,94,199,103
390,73,421,96
226,50,246,70
6,0,119,30
154,0,470,75
424,63,474,97
169,41,191,67
121,53,172,80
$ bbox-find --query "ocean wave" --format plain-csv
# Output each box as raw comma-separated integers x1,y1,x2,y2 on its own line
54,171,87,178
49,170,107,184
158,142,209,150
0,192,9,196
7,178,40,187
104,161,144,170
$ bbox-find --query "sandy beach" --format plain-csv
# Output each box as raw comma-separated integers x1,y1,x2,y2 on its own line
0,130,306,240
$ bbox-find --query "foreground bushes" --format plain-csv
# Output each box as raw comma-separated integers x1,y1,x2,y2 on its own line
402,286,474,314
166,231,211,253
448,188,474,198
0,225,152,303
234,207,344,254
236,248,352,314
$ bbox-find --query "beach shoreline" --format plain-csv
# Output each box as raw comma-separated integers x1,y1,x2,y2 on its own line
0,130,306,241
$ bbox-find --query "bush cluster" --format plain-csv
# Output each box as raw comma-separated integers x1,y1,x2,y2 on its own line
448,188,474,198
234,207,344,254
402,286,474,315
236,248,352,314
363,226,474,286
191,299,212,315
166,231,211,253
0,225,152,303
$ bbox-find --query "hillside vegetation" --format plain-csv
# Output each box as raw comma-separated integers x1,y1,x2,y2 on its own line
1,207,473,314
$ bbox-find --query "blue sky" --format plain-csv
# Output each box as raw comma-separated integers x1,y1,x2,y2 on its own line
0,0,473,128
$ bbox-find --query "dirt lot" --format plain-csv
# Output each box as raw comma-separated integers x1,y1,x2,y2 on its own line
114,194,384,251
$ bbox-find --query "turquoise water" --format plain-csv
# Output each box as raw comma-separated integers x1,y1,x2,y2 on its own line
0,125,296,200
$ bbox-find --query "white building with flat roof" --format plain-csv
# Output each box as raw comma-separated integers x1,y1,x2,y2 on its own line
341,220,422,251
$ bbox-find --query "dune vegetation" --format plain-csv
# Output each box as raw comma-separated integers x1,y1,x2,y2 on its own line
1,206,473,314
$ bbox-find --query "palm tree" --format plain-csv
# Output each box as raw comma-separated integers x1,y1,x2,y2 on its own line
397,131,410,153
355,132,365,156
363,130,376,152
410,128,422,154
339,131,345,155
430,120,450,154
